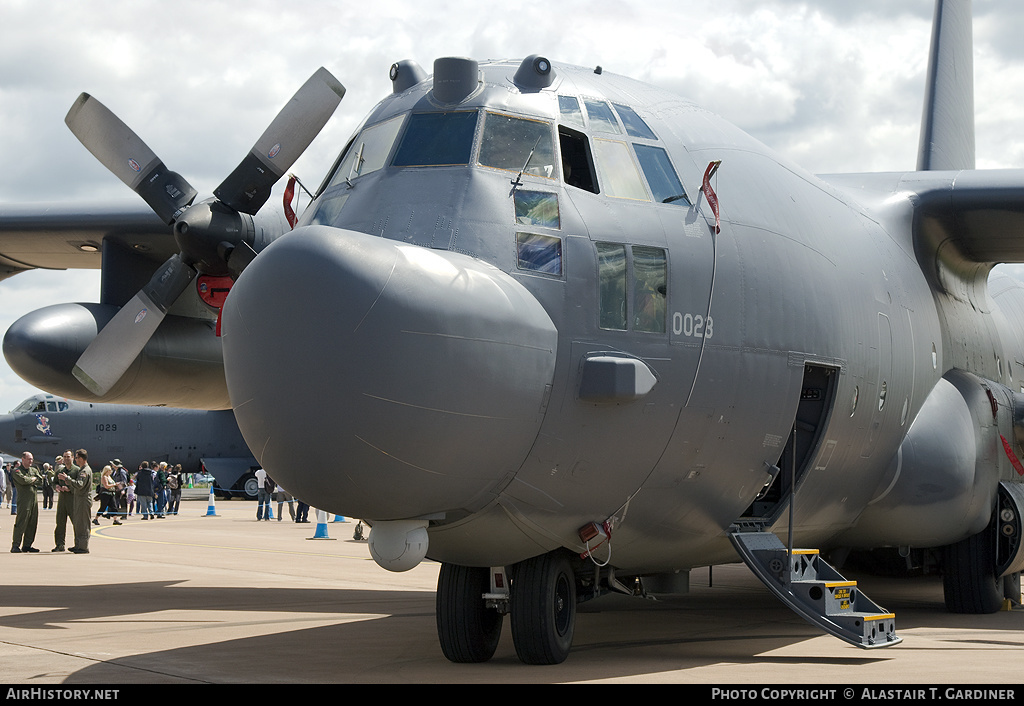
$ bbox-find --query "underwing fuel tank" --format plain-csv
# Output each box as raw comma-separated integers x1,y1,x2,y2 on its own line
221,225,558,521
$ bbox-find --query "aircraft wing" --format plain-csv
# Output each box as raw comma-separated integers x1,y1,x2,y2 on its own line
0,201,173,282
912,169,1024,264
823,169,1024,266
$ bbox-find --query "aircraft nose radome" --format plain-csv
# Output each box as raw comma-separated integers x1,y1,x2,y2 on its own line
222,226,558,520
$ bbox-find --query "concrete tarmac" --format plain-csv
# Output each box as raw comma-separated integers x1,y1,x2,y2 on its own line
2,493,1024,685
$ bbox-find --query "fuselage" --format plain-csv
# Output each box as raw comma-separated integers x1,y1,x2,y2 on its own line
221,58,1024,572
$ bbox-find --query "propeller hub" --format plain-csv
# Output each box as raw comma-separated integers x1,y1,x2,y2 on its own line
173,199,252,276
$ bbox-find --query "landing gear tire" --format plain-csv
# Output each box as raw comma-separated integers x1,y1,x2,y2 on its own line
510,551,576,665
240,473,259,500
436,564,503,663
943,525,1002,614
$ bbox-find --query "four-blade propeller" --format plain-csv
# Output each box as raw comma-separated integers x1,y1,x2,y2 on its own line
67,68,345,396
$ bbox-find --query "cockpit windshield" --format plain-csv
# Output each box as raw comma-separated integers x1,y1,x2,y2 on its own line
392,112,479,167
13,397,68,414
326,114,405,189
478,112,557,179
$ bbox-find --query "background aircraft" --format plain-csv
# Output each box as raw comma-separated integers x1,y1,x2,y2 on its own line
2,0,1024,668
0,393,259,499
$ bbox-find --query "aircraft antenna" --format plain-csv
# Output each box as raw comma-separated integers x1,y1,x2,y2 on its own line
510,135,543,191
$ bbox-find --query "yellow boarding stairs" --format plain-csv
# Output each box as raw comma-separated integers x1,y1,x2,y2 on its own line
729,530,902,648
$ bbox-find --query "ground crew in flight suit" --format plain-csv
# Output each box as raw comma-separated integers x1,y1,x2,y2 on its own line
11,452,41,553
68,449,93,554
53,449,78,552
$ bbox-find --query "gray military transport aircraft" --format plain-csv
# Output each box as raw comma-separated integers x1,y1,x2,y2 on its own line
2,0,1023,665
0,393,259,498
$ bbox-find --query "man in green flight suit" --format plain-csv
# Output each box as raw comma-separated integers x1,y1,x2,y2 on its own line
68,449,93,554
11,451,41,553
53,449,77,552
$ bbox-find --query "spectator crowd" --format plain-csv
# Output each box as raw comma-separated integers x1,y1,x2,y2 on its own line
3,451,317,554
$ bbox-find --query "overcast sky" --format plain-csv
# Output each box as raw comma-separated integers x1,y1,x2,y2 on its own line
0,0,1021,410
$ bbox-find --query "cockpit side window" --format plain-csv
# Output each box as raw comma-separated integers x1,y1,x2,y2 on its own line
597,243,627,330
633,144,690,205
558,95,585,129
392,111,479,167
593,139,649,201
559,126,599,194
516,232,563,276
479,112,557,179
596,243,667,333
326,114,405,189
633,246,667,333
612,104,657,140
583,99,622,134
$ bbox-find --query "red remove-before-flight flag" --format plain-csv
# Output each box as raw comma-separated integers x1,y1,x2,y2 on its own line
702,160,721,233
283,175,298,228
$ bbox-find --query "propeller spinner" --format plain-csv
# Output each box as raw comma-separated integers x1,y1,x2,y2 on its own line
67,68,345,396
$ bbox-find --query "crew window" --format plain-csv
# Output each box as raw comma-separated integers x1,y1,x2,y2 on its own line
583,99,622,134
633,144,689,205
392,111,479,167
596,243,667,333
479,112,557,178
558,95,585,129
308,192,350,227
559,127,598,194
327,114,405,188
514,190,560,228
597,243,627,330
613,104,657,140
516,233,563,276
593,139,649,201
633,246,667,333
13,399,36,414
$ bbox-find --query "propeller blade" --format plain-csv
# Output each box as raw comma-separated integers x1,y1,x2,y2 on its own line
72,254,197,396
223,240,259,280
66,93,198,224
214,67,346,215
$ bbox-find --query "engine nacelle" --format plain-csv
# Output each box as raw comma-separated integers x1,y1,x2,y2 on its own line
3,302,229,409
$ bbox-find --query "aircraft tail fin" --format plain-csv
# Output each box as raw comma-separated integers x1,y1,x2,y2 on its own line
917,0,975,171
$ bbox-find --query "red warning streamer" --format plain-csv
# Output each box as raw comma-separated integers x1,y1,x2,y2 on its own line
283,175,298,228
1001,434,1024,476
702,160,722,234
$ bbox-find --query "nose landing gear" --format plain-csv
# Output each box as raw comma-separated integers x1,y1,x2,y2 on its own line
435,550,579,665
